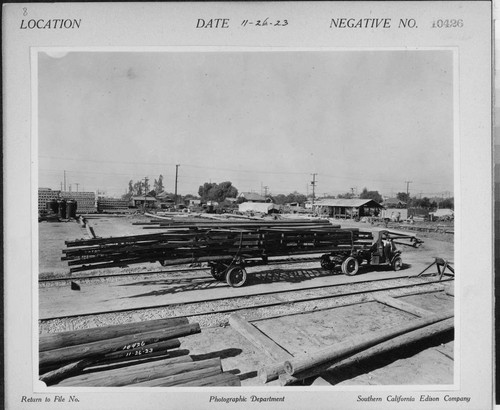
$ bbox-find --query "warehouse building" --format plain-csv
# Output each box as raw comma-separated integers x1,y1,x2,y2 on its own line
313,198,384,219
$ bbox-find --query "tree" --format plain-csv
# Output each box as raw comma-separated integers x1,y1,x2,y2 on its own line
133,181,143,196
396,192,410,203
154,175,164,194
198,181,238,202
359,188,382,204
285,192,307,205
440,197,454,209
272,194,288,205
337,192,354,199
198,182,217,201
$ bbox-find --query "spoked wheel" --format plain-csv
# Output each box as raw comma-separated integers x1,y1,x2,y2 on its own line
341,257,359,276
392,256,403,271
209,263,227,281
226,266,248,287
320,254,334,270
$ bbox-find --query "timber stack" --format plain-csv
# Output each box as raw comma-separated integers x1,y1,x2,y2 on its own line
97,197,131,213
39,317,240,387
62,220,373,273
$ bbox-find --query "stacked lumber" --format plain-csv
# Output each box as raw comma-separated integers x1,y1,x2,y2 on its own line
62,220,373,273
39,317,240,387
60,191,97,214
38,188,60,213
97,197,131,213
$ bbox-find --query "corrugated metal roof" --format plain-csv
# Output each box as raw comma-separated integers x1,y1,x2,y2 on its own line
314,198,383,208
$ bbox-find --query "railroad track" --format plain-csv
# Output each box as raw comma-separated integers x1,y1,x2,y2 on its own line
39,255,323,284
39,274,453,323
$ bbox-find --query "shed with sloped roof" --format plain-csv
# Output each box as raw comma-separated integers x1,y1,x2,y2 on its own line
313,198,383,219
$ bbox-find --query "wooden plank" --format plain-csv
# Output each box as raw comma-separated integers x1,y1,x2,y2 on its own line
39,317,189,351
229,313,293,362
373,294,435,317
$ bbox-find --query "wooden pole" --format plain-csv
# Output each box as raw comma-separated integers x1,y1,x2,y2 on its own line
283,311,453,376
131,366,222,387
258,363,287,384
39,317,189,351
58,355,194,387
40,340,183,383
180,372,241,387
40,323,200,368
279,318,454,385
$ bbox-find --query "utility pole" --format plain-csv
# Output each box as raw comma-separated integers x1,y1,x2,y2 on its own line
311,173,317,210
405,180,412,199
143,177,148,211
75,183,80,192
63,170,66,192
263,186,269,198
174,164,180,204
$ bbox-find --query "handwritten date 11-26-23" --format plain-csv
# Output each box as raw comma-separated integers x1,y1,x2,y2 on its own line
241,18,288,27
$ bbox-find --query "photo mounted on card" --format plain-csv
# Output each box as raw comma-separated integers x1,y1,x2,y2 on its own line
3,2,492,409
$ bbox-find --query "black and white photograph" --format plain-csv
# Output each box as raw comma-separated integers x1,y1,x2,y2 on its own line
3,2,493,409
36,49,456,389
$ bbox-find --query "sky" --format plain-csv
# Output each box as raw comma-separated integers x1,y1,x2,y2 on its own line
38,50,454,199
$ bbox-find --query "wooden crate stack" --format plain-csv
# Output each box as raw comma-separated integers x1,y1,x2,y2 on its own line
38,188,60,213
60,191,97,214
39,317,240,387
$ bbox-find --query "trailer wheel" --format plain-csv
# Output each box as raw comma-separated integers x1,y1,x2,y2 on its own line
342,257,359,276
392,257,403,271
226,266,248,287
210,264,226,281
320,254,333,270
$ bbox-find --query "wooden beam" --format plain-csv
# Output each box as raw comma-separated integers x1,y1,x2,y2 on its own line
39,317,189,351
283,310,453,376
132,365,222,387
229,313,293,362
180,372,241,387
58,355,195,386
280,317,454,385
373,294,435,317
40,323,200,368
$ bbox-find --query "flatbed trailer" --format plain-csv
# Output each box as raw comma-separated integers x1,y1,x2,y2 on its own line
62,222,422,287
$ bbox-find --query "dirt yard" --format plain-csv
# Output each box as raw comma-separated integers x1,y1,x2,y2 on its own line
38,215,455,387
